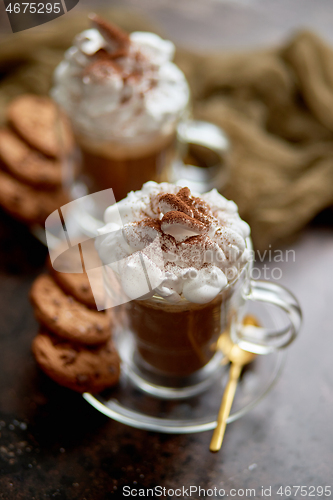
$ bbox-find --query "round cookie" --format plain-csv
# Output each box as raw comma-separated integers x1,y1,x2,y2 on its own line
47,253,97,311
32,329,120,393
30,274,111,345
7,94,74,158
0,169,68,225
50,268,97,309
48,238,105,310
0,128,62,188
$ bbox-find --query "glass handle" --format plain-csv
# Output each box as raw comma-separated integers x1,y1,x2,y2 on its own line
174,119,230,192
233,280,302,355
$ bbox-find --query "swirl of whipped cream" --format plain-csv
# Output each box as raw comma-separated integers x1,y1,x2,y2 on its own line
96,182,251,305
51,15,190,142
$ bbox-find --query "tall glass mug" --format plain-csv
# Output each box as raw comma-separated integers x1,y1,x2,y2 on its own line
77,125,177,202
52,17,229,235
74,119,229,208
102,240,301,399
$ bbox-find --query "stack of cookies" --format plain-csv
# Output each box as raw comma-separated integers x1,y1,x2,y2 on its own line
0,94,71,226
30,262,120,394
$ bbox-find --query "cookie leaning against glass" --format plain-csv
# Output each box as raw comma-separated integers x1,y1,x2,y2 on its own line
30,244,120,394
32,330,119,394
97,181,301,398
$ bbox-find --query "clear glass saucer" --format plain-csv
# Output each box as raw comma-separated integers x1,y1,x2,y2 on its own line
83,349,285,434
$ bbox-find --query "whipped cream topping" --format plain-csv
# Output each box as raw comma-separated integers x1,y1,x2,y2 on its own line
51,15,189,142
96,182,251,305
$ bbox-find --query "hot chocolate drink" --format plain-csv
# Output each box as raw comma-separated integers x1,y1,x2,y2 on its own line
52,16,189,202
128,292,231,377
97,182,250,378
78,133,176,202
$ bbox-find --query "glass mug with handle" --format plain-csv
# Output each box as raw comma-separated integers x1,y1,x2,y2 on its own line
44,188,302,401
101,236,302,400
52,16,229,236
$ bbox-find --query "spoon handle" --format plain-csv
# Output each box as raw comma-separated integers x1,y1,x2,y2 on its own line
210,362,242,453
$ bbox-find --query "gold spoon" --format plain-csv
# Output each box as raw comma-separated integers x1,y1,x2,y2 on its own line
210,315,259,453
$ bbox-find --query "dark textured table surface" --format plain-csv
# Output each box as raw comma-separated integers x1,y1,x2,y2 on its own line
0,207,333,500
1,2,333,499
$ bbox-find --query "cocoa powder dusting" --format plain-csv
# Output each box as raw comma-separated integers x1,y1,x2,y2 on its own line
129,187,219,269
125,187,224,270
161,211,206,233
83,59,121,80
88,14,130,47
158,193,194,217
84,14,157,93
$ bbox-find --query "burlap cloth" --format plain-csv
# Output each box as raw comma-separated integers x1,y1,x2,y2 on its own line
1,10,333,251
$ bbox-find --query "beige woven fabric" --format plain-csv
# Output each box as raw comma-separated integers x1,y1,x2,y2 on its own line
1,12,333,250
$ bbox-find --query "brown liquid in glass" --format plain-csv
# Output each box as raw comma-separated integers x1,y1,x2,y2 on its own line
127,290,231,377
79,138,176,202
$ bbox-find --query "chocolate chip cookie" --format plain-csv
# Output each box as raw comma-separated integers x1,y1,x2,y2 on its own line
0,169,68,225
49,264,97,309
30,274,111,345
0,128,62,188
47,237,106,310
32,329,120,393
7,94,74,158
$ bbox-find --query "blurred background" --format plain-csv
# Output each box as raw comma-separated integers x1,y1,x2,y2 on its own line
1,0,333,251
2,0,333,47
